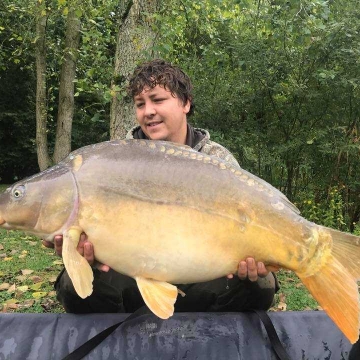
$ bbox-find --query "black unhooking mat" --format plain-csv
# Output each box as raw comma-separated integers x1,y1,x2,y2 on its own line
0,311,356,360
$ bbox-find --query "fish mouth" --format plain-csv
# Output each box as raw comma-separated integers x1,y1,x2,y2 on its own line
0,215,5,226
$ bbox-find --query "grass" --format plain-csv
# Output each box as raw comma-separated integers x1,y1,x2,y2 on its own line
0,229,65,313
0,184,319,314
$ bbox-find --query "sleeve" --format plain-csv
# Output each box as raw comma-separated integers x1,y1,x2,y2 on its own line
200,141,240,168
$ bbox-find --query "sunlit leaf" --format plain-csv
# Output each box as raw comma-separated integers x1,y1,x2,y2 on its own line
17,285,29,293
4,257,13,261
52,260,63,265
32,291,48,299
30,282,43,291
21,269,34,275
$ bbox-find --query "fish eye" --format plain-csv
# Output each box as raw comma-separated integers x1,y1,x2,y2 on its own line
12,185,25,199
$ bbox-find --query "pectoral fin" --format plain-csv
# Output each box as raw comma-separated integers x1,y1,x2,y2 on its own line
62,227,93,299
135,277,180,319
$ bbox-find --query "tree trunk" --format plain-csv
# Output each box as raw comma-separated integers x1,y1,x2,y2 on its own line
110,0,159,140
53,6,81,163
35,0,51,171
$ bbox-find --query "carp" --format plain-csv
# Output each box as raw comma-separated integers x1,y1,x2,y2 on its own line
0,139,360,343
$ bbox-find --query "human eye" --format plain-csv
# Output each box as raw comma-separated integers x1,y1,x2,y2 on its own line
135,102,144,108
153,98,165,103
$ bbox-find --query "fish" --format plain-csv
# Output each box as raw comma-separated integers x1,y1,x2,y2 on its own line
0,139,359,343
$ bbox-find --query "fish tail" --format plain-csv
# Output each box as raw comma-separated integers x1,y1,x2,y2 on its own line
297,227,360,344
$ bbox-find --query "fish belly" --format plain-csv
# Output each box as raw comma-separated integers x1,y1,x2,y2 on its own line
80,197,266,284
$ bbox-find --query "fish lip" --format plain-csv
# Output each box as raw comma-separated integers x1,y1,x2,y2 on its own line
0,215,5,226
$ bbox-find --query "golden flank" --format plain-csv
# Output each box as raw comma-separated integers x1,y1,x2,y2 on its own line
0,139,360,343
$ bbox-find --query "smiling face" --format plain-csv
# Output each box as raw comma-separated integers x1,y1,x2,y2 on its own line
134,85,191,145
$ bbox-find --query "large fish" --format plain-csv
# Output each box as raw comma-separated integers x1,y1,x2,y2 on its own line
0,139,359,343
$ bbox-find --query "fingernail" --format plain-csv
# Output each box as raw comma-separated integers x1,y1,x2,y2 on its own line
240,262,246,270
247,258,254,266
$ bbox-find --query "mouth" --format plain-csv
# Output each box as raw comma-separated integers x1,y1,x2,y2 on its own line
146,121,163,128
0,215,5,226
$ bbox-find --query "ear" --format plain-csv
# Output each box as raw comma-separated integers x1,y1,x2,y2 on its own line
183,100,191,114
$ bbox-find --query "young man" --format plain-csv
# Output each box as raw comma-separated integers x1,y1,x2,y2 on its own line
45,59,278,314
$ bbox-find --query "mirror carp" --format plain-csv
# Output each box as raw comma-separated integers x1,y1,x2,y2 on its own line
0,139,359,343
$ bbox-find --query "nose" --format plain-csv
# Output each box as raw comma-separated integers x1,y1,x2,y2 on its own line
143,102,156,118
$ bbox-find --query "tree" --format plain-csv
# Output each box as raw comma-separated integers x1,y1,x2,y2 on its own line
110,0,159,140
35,0,51,170
53,4,81,163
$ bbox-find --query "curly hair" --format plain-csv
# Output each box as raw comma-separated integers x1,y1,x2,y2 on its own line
128,59,195,116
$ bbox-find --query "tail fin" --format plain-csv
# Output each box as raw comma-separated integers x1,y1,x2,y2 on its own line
297,227,360,344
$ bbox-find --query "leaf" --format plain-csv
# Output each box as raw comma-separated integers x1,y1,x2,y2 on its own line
18,254,27,259
18,300,34,309
16,285,29,293
277,302,287,311
29,276,42,283
4,257,13,261
30,282,43,291
52,260,63,265
48,276,57,283
21,269,34,275
0,244,4,250
63,7,69,16
4,299,18,305
7,284,16,293
48,291,57,297
32,292,48,299
0,283,10,291
15,275,27,282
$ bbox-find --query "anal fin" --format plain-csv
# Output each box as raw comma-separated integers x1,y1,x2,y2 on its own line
63,227,94,299
135,277,179,319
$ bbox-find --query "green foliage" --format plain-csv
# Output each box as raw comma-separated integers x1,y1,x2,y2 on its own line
297,186,347,230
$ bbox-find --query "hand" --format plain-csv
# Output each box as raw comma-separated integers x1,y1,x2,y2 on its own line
42,233,110,272
227,257,273,282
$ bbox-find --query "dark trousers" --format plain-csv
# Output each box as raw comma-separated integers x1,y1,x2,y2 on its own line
55,268,278,314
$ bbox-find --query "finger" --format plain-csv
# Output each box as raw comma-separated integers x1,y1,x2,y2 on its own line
83,242,95,265
76,233,87,256
226,274,234,279
95,263,110,272
257,262,269,277
54,235,63,256
246,257,258,282
237,261,248,280
42,240,54,249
